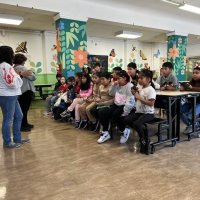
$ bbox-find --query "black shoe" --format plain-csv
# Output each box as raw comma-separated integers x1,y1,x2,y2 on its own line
139,139,146,154
26,124,34,129
21,126,31,132
75,121,80,128
90,122,97,131
78,121,88,129
139,138,150,155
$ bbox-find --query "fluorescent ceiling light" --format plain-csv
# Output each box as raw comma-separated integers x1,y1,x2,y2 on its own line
161,0,180,6
0,14,23,25
179,4,200,14
115,31,143,39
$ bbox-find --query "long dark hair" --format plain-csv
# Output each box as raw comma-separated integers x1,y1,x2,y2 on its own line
117,70,130,82
0,46,14,65
140,69,155,89
80,73,91,90
13,53,27,65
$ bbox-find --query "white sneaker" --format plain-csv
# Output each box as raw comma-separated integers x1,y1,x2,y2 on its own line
97,131,111,144
184,125,192,134
120,128,131,144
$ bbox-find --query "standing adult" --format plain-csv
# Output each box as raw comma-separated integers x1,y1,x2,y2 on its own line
13,54,36,132
0,46,30,148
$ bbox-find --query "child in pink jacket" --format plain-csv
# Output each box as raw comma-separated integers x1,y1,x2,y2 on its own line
61,73,92,127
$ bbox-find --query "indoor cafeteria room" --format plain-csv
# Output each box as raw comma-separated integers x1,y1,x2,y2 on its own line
1,0,200,199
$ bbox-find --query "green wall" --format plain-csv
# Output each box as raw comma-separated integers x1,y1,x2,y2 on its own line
34,74,57,85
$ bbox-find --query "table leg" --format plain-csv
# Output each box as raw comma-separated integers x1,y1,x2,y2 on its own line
39,86,43,98
176,98,181,141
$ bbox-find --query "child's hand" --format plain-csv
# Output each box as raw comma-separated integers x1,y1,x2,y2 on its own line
131,86,138,95
86,98,93,103
160,86,166,91
76,94,81,98
179,85,184,91
134,92,141,100
113,81,118,86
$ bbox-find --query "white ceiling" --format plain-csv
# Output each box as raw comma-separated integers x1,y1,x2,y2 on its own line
0,3,57,31
0,2,200,44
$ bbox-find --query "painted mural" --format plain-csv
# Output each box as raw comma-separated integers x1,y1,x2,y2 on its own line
56,18,87,77
128,46,144,70
167,35,187,81
108,56,123,72
29,60,43,74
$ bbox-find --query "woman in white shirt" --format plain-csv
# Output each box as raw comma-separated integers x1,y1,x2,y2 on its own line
0,46,30,148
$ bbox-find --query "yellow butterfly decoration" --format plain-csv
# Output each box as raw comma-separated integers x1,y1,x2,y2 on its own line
140,50,147,60
15,41,28,53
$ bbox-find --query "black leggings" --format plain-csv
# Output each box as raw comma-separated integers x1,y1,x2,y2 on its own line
18,90,33,127
90,104,125,132
124,113,154,138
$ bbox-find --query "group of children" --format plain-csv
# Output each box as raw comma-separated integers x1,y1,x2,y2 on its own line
44,61,200,154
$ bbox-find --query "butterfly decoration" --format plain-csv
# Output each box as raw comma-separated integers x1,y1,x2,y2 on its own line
15,41,28,54
59,21,65,30
51,44,57,51
132,46,136,51
109,49,116,57
154,49,160,58
140,50,147,60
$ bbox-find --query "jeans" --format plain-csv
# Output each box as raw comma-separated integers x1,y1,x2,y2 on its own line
180,102,200,126
0,96,23,145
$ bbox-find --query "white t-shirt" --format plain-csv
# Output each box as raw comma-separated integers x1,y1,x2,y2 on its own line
136,86,156,114
0,62,23,96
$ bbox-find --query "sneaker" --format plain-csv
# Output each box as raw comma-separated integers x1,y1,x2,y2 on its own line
184,125,192,134
75,121,80,128
15,139,30,145
3,142,21,148
90,121,98,131
60,110,71,118
97,131,111,144
120,128,131,144
21,139,30,144
78,121,88,129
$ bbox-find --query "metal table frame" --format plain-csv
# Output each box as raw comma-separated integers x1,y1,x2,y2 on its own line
34,84,54,99
156,91,200,143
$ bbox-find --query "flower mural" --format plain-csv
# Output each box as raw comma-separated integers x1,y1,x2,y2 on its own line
74,48,88,68
168,44,179,60
167,35,187,81
108,56,123,72
56,19,87,77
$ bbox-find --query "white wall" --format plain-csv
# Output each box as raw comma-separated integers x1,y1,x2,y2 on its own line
87,37,167,71
187,44,200,57
0,30,56,75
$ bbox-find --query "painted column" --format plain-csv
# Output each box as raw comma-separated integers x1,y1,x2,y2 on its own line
167,34,187,81
55,18,87,77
